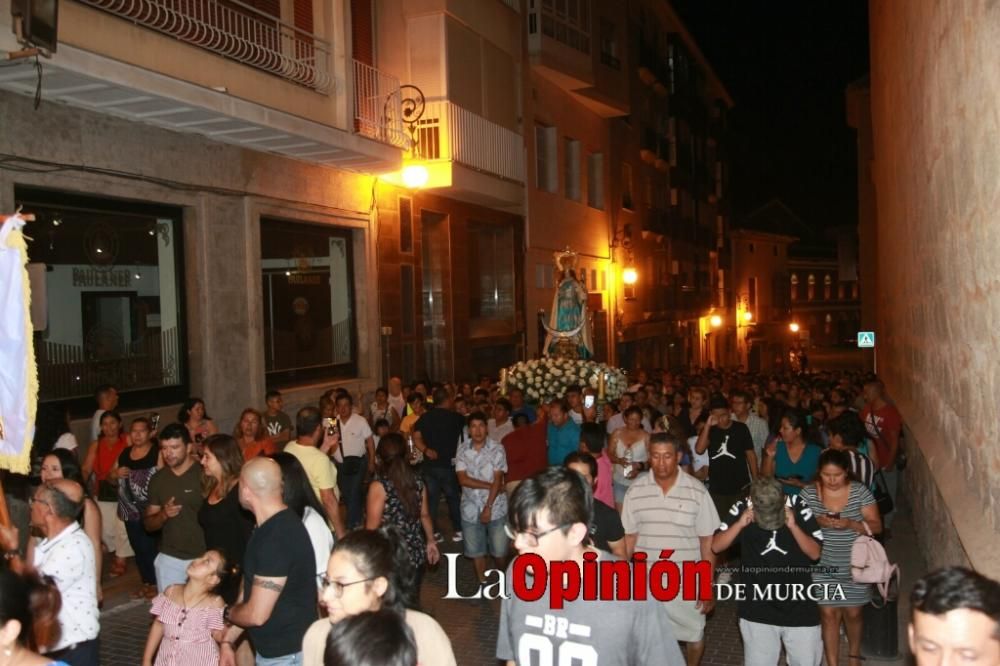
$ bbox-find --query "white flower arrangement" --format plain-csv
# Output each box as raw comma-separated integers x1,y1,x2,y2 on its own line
504,359,628,404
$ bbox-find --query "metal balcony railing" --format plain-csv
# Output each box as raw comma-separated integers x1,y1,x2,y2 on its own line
352,60,410,149
413,100,525,183
75,0,332,92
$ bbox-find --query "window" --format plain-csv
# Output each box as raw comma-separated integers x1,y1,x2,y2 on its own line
17,188,187,410
261,218,356,385
540,0,590,54
535,125,558,193
807,274,816,301
622,163,634,210
599,18,619,68
587,153,604,209
748,277,757,309
824,274,832,300
790,273,798,301
467,222,515,324
564,137,582,202
400,264,415,335
399,197,413,253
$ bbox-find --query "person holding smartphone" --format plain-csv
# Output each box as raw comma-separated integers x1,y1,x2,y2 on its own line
761,409,821,496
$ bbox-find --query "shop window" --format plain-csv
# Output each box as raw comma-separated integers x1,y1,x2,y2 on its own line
16,187,187,410
467,222,515,332
261,217,356,386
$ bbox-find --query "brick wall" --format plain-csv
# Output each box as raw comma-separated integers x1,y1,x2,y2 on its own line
869,0,1000,576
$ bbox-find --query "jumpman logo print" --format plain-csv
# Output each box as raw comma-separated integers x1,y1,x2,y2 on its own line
761,531,788,556
712,434,736,460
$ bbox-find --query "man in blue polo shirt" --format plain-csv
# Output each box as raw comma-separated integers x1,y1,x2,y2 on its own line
546,398,580,466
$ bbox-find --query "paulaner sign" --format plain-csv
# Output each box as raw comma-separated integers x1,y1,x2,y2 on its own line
72,268,132,288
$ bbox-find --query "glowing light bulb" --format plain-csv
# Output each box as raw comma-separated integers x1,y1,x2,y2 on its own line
622,267,638,285
401,164,429,189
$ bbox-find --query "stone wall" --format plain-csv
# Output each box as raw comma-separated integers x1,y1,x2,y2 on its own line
869,0,1000,576
0,92,381,435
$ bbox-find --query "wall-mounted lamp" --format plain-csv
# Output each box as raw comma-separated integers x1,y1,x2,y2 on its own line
742,311,753,323
789,322,800,333
710,314,722,328
401,164,429,189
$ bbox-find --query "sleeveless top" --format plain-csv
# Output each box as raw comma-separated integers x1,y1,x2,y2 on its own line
94,435,129,481
377,475,426,569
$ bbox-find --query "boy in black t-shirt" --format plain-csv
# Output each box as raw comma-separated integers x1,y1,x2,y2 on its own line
564,452,626,557
712,478,824,666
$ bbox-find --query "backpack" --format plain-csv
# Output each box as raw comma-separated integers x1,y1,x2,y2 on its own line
851,522,899,606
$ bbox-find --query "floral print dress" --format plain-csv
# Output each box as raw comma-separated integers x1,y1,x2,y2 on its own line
377,475,426,570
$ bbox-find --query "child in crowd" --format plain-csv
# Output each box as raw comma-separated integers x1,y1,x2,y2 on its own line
373,418,391,448
142,550,231,666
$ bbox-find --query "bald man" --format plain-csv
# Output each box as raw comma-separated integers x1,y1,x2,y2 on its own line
0,479,100,665
220,458,317,666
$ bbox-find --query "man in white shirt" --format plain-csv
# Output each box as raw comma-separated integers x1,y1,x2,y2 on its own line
488,398,515,442
730,390,769,465
334,393,375,529
2,479,99,665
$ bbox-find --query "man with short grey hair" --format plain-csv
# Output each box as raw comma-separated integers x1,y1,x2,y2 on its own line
1,479,100,665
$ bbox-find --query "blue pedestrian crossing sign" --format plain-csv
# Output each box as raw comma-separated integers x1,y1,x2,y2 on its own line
857,331,875,348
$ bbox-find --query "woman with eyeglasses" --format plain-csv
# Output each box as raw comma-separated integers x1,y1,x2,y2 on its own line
301,528,456,666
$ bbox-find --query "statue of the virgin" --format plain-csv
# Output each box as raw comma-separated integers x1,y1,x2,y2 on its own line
542,249,593,359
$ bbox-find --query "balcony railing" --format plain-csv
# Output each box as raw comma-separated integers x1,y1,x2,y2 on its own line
413,100,525,183
352,60,409,149
75,0,332,92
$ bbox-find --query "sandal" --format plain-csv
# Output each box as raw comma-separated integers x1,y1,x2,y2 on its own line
108,557,127,578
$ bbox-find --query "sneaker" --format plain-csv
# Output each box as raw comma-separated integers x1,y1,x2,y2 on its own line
452,531,464,542
433,532,443,543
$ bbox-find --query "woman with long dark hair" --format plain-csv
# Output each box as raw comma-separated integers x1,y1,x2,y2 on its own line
197,434,253,605
302,528,455,666
81,410,133,578
178,398,218,452
365,434,438,597
761,408,822,496
801,448,881,666
270,452,334,580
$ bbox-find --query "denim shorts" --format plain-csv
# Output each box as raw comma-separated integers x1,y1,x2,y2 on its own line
613,481,631,504
462,517,509,558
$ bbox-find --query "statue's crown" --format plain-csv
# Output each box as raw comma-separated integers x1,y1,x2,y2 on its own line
554,248,578,271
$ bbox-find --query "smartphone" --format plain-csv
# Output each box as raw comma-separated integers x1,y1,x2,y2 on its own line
584,395,595,409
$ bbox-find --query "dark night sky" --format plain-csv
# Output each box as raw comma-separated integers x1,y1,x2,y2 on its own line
668,0,870,232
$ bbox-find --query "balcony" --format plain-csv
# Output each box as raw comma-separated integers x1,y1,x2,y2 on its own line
75,0,331,92
0,1,403,172
352,60,409,149
414,100,524,183
383,99,523,208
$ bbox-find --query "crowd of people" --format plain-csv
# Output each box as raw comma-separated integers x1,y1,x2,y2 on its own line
3,367,997,666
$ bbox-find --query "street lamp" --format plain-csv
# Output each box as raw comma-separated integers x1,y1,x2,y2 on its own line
789,322,800,333
710,314,722,328
622,266,638,285
401,164,429,189
742,311,753,323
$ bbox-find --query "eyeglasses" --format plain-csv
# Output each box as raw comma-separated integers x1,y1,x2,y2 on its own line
503,523,570,548
317,573,375,597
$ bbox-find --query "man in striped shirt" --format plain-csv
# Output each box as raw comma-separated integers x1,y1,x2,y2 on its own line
622,432,720,666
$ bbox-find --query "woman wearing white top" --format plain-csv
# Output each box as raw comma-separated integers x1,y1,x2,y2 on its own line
301,528,456,666
607,406,650,511
270,453,334,581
